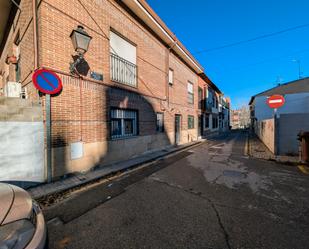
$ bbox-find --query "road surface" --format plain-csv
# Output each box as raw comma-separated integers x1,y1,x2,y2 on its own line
46,131,309,249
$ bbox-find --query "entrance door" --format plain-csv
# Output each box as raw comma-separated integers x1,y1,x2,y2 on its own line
198,115,203,137
175,114,181,144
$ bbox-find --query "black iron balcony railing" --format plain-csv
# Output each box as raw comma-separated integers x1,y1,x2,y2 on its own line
110,53,137,87
205,99,212,112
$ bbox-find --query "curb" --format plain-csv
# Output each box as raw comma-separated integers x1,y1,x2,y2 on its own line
244,132,249,156
29,140,204,200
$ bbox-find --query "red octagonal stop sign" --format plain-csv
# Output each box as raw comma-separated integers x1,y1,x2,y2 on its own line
267,95,285,109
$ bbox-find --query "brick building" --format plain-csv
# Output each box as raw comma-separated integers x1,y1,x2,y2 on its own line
0,0,224,180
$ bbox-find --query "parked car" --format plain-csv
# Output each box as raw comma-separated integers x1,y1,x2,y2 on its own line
0,183,47,249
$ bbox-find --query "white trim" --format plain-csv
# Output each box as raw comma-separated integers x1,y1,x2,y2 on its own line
268,99,283,104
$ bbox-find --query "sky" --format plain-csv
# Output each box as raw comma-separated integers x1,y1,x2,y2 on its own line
147,0,309,109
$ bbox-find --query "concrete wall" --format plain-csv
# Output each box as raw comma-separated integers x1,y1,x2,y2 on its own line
255,118,275,153
255,113,309,155
277,113,309,155
52,132,171,178
254,93,309,121
0,97,44,186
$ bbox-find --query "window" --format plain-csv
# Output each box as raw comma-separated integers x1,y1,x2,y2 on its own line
198,87,203,109
168,68,174,85
207,89,214,110
110,30,137,86
187,81,194,104
188,115,194,129
156,113,164,132
110,108,138,139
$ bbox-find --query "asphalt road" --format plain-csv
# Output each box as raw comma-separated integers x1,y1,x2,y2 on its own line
46,131,309,249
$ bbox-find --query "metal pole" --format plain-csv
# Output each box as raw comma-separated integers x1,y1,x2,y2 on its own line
46,94,52,182
298,60,301,79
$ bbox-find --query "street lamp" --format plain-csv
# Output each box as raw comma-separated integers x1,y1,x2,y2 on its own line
292,59,302,79
69,25,92,74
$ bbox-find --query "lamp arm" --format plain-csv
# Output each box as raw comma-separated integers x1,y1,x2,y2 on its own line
70,53,84,75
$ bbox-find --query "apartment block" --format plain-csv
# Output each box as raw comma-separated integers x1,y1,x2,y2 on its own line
0,0,224,181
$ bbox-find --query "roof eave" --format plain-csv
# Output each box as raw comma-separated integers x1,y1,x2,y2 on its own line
121,0,203,74
199,72,222,94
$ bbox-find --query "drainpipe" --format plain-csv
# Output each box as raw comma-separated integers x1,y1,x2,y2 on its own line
32,0,38,69
166,39,177,108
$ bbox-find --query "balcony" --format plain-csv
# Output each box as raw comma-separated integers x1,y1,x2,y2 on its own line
205,99,212,112
110,53,137,87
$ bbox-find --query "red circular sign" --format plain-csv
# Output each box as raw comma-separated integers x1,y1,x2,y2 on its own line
267,95,285,109
32,69,62,95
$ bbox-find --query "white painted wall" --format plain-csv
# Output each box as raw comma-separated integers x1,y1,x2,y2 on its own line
254,93,309,121
0,122,45,183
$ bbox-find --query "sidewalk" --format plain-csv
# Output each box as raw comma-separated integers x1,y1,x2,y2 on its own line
29,140,203,199
248,132,299,164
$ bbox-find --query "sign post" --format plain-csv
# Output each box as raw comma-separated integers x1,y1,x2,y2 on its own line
32,69,62,182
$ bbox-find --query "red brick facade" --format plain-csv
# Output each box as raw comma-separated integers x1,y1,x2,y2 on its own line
0,0,221,178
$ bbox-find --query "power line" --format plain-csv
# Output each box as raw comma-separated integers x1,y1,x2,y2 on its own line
193,23,309,54
206,47,309,74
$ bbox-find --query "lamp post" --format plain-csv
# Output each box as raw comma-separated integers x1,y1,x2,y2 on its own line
69,25,92,74
292,59,302,79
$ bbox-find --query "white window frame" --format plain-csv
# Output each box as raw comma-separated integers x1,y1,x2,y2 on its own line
187,81,194,104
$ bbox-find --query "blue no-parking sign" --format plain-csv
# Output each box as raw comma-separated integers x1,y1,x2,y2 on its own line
32,69,63,95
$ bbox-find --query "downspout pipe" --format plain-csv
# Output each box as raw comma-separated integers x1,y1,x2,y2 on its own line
32,0,38,69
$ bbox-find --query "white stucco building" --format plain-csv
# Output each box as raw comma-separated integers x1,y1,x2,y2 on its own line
249,78,309,122
249,78,309,155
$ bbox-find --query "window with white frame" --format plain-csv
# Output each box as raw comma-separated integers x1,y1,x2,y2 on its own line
110,108,138,139
156,112,164,132
168,68,174,85
110,30,137,86
187,81,194,104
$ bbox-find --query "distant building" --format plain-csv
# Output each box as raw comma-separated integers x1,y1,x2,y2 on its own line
249,78,309,155
230,106,250,129
197,74,229,137
219,96,231,132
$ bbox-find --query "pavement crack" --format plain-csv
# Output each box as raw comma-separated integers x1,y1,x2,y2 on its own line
205,197,232,249
150,177,232,249
212,173,223,184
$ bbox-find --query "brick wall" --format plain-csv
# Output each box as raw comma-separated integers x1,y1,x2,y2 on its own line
1,0,204,177
0,0,39,98
38,0,199,145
